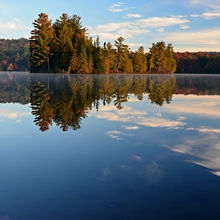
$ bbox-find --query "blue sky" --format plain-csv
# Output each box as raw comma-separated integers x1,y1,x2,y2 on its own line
1,0,220,51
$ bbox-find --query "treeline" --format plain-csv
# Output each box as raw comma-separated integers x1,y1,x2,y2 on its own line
1,14,220,74
30,13,176,74
176,52,220,73
0,38,29,71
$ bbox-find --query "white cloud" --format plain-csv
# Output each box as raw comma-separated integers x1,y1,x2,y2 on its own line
139,16,189,28
108,2,125,12
136,117,185,129
106,130,134,141
198,127,220,133
166,132,220,177
108,2,135,13
190,0,220,9
0,109,30,120
188,126,220,134
89,16,189,41
91,105,185,130
165,95,220,117
0,22,30,31
180,24,190,29
165,28,220,51
127,43,146,49
107,130,123,140
0,19,30,38
123,126,140,130
177,116,187,121
191,12,220,19
124,14,142,18
0,106,30,124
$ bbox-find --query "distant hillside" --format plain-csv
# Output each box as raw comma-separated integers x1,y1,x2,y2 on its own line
175,52,220,73
0,38,29,71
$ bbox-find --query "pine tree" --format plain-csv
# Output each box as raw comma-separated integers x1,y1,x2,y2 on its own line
68,47,79,73
123,57,133,73
30,13,54,73
148,41,175,74
148,43,157,73
103,42,110,73
88,52,94,73
106,42,116,73
93,36,105,73
78,44,89,73
115,37,129,72
133,47,147,73
166,44,176,73
52,14,74,72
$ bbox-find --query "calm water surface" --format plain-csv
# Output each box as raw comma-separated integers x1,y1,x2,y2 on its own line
0,73,220,219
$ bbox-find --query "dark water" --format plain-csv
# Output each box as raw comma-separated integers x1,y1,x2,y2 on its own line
0,72,220,220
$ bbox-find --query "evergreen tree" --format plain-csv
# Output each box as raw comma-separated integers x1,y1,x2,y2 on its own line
68,47,78,73
133,47,147,73
30,13,54,73
88,52,94,73
123,57,133,73
93,36,105,73
115,37,132,73
106,42,116,72
166,44,176,73
148,41,175,74
78,44,89,73
30,13,177,74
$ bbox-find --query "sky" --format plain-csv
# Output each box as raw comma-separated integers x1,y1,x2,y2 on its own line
1,0,220,52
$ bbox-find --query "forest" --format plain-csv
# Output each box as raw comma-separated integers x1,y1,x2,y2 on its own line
1,13,220,73
30,13,176,74
175,52,220,73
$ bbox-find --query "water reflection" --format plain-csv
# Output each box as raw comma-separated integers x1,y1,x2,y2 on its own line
1,73,220,132
30,75,176,131
1,73,220,219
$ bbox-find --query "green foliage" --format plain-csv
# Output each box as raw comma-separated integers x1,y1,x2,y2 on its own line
52,13,85,72
115,37,131,73
148,41,176,74
28,13,176,74
93,36,105,73
78,44,89,73
133,47,147,73
106,42,117,72
3,13,220,74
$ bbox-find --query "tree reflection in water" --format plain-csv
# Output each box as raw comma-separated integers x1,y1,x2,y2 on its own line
1,73,220,132
30,75,176,132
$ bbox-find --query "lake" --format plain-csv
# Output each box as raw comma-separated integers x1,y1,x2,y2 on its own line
0,72,220,220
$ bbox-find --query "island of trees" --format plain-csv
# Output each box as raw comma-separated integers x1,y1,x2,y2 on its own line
1,13,220,73
30,13,176,74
